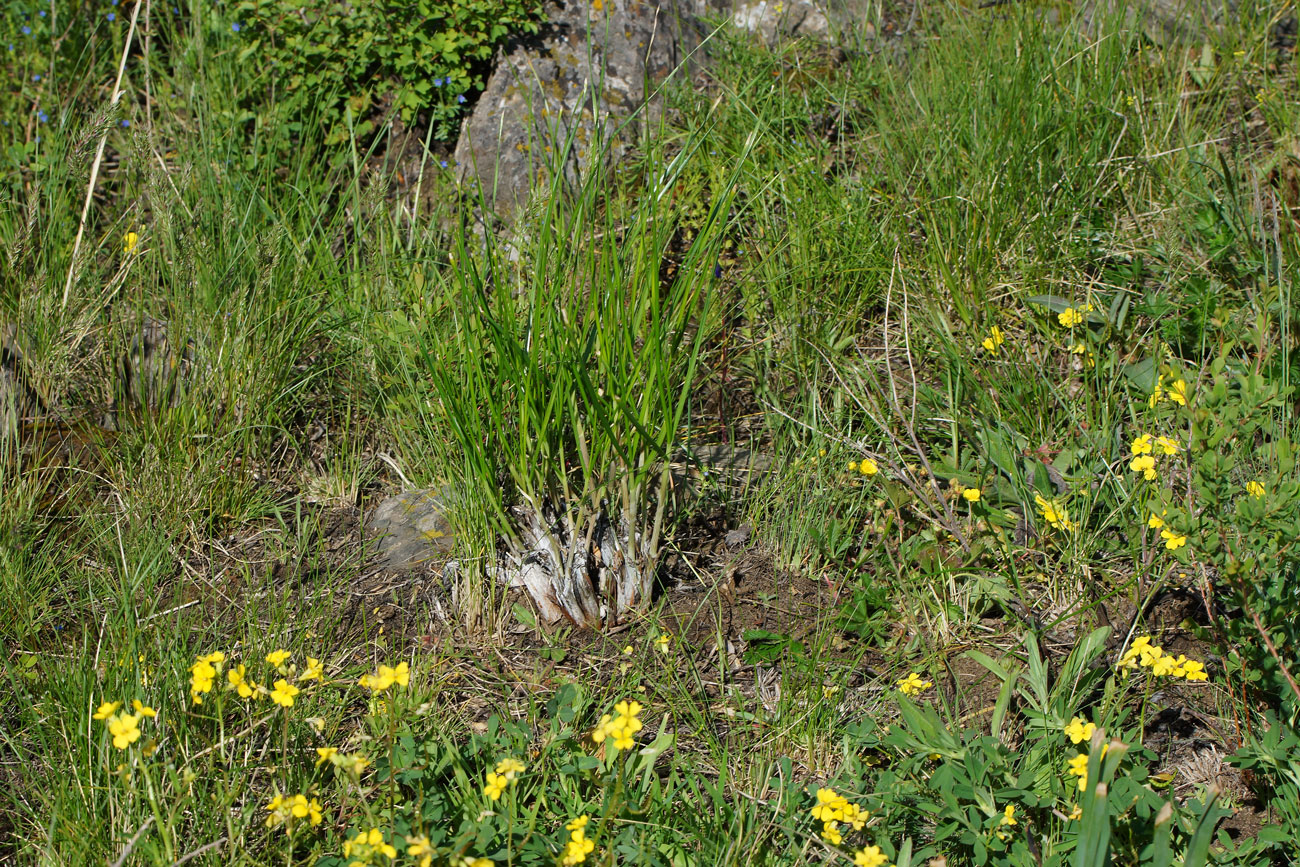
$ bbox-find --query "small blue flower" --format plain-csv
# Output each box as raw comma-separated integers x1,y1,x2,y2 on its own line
38,111,48,123
432,77,443,86
457,94,467,104
713,264,723,278
121,119,130,127
2,121,8,127
113,0,120,5
7,44,13,51
38,9,46,16
172,6,179,12
440,160,448,168
33,74,41,81
231,21,241,32
21,25,31,35
107,12,115,20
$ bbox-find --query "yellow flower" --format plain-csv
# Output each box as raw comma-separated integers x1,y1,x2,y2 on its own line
266,649,291,668
407,836,434,867
1180,659,1208,681
131,699,156,718
123,231,139,254
227,664,257,698
566,815,590,834
301,657,325,681
1151,654,1178,677
359,661,410,692
1000,804,1016,826
1167,379,1188,405
1034,494,1074,532
1064,717,1096,745
457,859,492,867
896,672,933,696
107,711,142,750
316,747,338,767
1130,434,1153,455
841,802,869,830
962,487,981,502
854,845,891,867
1154,435,1180,456
655,633,671,655
270,678,299,708
821,821,843,844
1160,529,1187,551
1246,480,1265,498
859,458,879,476
1059,307,1085,327
811,787,849,823
1147,512,1165,529
495,757,526,781
1067,752,1090,791
189,656,219,704
1129,454,1157,480
1067,803,1083,820
93,700,122,720
981,325,1005,354
483,772,508,801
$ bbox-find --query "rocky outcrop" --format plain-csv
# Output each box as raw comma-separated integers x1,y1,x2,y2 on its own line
453,0,723,221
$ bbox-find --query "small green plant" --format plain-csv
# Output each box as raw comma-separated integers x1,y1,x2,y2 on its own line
229,0,542,142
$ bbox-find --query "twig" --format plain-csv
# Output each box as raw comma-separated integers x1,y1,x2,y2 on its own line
61,0,144,310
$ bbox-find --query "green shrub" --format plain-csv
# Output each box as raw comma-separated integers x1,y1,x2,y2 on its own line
230,0,542,142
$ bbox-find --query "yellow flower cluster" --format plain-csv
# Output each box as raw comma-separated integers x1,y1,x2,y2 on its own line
1034,494,1073,532
1128,433,1180,482
483,757,526,800
895,672,932,696
316,747,370,777
561,815,596,865
1117,636,1207,681
359,661,410,693
1064,716,1096,745
1058,304,1092,328
1148,371,1188,408
1246,479,1266,498
1066,751,1093,792
189,651,225,704
265,793,323,834
810,787,869,845
93,699,156,750
190,649,323,707
592,700,643,752
343,828,397,866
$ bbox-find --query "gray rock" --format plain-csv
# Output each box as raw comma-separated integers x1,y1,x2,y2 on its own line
367,487,457,570
732,0,831,42
453,0,721,221
0,323,45,426
1077,0,1227,44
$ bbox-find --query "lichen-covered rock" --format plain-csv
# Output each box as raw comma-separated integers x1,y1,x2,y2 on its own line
367,487,457,570
731,0,831,42
453,0,722,221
